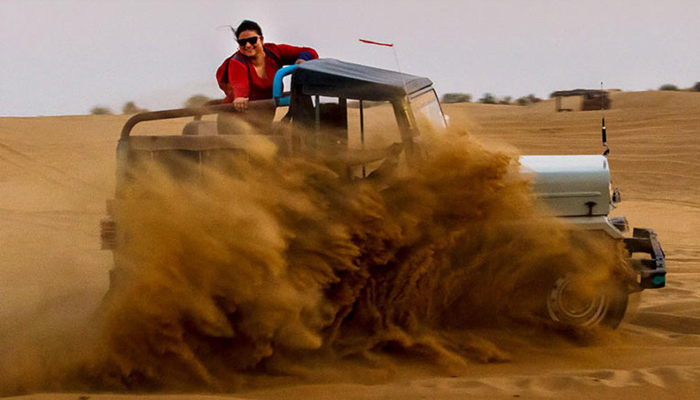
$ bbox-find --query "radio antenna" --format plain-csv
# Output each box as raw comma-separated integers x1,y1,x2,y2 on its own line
601,81,609,157
359,39,410,102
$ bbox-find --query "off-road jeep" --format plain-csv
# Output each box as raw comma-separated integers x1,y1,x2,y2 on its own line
101,58,665,329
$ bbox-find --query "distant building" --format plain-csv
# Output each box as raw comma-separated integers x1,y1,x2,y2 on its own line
551,89,611,112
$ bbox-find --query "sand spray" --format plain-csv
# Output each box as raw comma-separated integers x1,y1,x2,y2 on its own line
0,126,627,393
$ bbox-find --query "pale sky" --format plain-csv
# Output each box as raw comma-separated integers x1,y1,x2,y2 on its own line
1,0,698,116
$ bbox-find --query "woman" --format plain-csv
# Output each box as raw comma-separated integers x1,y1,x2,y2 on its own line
216,20,318,112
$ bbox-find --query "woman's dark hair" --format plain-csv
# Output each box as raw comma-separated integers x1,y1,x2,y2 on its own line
235,20,262,38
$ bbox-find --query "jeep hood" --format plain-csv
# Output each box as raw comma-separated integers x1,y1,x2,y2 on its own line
519,155,612,217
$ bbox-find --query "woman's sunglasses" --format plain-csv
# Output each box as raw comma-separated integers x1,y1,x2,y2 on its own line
237,36,261,47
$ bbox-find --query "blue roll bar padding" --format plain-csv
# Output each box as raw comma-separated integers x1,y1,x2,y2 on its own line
273,64,299,107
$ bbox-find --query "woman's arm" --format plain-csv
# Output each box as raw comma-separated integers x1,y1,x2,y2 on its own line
274,44,319,65
216,56,252,103
228,58,251,100
215,59,234,102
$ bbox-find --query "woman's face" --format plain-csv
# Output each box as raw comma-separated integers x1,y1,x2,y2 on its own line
237,30,264,58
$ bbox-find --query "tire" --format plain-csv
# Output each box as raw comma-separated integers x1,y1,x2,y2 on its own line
546,273,629,329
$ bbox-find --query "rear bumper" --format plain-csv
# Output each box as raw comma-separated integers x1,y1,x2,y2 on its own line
624,228,666,290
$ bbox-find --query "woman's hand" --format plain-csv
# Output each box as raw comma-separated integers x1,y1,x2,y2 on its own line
233,97,249,112
295,59,306,65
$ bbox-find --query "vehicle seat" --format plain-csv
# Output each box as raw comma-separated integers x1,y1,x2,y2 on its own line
182,120,217,136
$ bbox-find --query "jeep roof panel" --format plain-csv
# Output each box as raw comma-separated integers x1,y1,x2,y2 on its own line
292,58,433,101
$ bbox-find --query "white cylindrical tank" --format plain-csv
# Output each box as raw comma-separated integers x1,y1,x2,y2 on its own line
520,155,612,217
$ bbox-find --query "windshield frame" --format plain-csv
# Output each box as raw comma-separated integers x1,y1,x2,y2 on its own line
407,88,448,131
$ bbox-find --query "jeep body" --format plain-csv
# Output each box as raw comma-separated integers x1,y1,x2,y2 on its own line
102,58,665,329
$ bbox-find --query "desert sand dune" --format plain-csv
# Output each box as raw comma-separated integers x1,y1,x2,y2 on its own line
1,90,699,398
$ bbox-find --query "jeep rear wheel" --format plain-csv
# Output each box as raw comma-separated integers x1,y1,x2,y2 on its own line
546,274,629,329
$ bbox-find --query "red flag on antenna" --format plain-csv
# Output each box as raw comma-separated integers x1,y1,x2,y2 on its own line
359,39,393,47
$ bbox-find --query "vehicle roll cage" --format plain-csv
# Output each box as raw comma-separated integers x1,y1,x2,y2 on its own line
119,100,275,141
119,64,300,141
